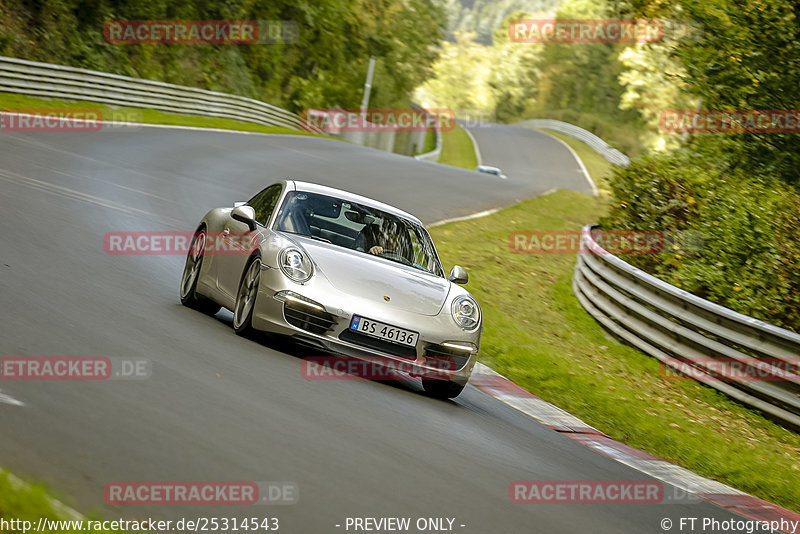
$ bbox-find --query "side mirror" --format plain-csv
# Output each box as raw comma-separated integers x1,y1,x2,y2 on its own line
448,265,468,285
232,205,257,231
233,201,246,208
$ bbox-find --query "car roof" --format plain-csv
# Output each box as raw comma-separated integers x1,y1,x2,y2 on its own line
286,180,424,226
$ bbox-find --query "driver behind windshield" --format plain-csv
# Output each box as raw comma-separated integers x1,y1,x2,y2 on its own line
355,217,412,262
368,218,400,256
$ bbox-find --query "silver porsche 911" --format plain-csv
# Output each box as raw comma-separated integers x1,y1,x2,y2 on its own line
179,180,482,398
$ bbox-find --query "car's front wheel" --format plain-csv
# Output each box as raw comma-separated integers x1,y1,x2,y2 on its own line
233,255,261,336
422,379,466,399
180,228,221,314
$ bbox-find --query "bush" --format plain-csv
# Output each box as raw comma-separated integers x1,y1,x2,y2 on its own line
601,151,800,332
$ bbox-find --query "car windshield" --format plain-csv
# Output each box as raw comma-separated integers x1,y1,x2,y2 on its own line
273,190,444,277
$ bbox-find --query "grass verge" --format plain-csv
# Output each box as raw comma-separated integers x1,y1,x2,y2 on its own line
438,123,478,169
0,469,95,533
0,92,330,137
430,189,800,512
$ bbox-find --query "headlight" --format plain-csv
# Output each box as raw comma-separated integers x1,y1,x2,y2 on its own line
279,247,313,282
451,295,480,330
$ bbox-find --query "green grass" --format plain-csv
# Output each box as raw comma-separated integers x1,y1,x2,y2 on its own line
438,123,478,169
0,470,111,533
0,92,331,138
430,189,800,512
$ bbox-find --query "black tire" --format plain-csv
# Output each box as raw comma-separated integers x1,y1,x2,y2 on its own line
422,379,467,399
233,255,261,337
179,228,221,314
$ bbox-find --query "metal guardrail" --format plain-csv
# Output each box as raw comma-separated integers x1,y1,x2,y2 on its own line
573,225,800,430
0,56,444,158
413,124,442,163
517,119,630,166
0,56,318,132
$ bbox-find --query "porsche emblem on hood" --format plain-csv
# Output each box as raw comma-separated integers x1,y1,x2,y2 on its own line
383,295,391,302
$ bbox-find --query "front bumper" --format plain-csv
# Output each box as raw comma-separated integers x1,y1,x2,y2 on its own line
250,265,480,385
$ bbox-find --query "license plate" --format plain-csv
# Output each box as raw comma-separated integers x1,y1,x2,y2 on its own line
350,315,418,347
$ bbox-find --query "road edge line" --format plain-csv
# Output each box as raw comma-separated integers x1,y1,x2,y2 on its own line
460,124,483,167
537,129,599,197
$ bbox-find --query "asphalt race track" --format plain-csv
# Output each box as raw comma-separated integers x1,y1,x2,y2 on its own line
462,121,593,194
0,125,748,532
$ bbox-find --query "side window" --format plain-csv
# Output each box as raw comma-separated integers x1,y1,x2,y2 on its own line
247,184,282,226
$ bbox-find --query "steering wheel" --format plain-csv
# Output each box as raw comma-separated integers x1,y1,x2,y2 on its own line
380,249,414,266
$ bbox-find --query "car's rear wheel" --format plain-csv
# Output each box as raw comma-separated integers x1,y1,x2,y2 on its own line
233,255,261,336
422,379,466,399
180,228,221,314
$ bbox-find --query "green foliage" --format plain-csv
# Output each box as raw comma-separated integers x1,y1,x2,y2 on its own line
601,152,800,331
0,0,445,112
612,0,800,187
414,32,497,113
415,11,541,123
419,0,644,143
527,0,642,134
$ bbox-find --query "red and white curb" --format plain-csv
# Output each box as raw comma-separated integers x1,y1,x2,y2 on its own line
470,362,800,532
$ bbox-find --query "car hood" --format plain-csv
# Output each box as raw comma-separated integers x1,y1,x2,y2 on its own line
289,236,450,316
